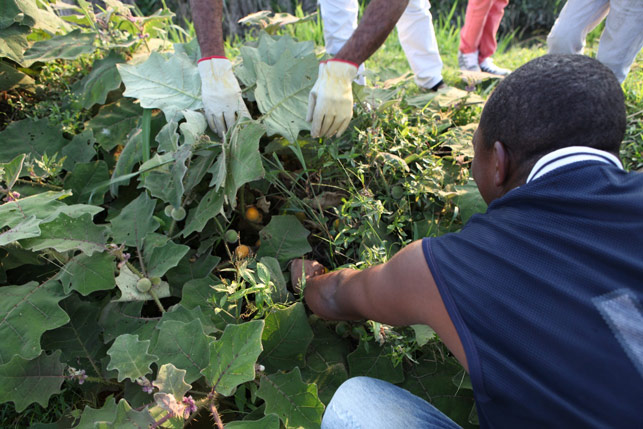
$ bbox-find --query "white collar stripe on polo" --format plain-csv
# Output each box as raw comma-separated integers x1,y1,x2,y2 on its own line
527,146,623,183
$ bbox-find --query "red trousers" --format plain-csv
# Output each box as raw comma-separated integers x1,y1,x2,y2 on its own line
459,0,509,62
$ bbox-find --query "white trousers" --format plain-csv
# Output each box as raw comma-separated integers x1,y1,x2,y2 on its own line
319,0,443,89
547,0,643,83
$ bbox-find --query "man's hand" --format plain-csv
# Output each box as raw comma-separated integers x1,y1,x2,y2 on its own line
306,59,358,138
290,259,327,294
198,56,250,138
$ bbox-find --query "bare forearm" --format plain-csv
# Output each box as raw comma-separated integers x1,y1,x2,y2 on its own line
334,0,409,65
189,0,224,57
304,268,364,321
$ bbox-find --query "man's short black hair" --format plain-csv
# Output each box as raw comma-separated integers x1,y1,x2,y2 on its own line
478,54,626,173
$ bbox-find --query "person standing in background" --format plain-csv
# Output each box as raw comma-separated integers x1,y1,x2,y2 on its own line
457,0,511,76
547,0,643,83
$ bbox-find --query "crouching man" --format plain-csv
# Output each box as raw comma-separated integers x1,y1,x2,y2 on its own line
292,54,643,428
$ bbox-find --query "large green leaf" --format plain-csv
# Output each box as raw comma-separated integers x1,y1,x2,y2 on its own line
0,215,41,245
58,252,116,295
347,340,404,384
76,50,125,108
0,0,23,29
87,99,142,151
399,353,476,428
109,126,142,195
151,319,211,384
110,192,159,249
61,130,96,171
202,320,264,396
75,397,118,429
181,187,224,237
258,256,292,303
64,160,110,204
0,117,67,164
13,0,69,33
0,280,69,364
453,179,487,223
24,29,96,62
208,120,265,207
0,190,69,228
110,399,156,429
256,215,312,267
153,363,192,399
0,59,33,90
141,141,190,208
143,238,190,278
0,24,30,65
20,212,106,256
0,153,25,190
118,51,202,122
99,302,159,343
160,304,219,335
40,294,104,376
236,33,314,90
179,277,238,331
106,334,158,382
0,350,66,412
254,49,317,142
260,303,313,372
257,367,325,429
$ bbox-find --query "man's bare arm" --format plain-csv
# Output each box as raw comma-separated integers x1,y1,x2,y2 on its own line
299,241,468,369
189,0,225,57
334,0,409,65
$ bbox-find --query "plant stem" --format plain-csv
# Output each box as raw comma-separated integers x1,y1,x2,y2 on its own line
209,398,225,429
15,178,63,190
149,289,166,313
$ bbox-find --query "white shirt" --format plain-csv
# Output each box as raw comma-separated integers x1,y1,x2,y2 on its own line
526,146,623,184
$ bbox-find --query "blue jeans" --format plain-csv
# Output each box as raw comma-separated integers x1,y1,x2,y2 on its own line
322,377,462,429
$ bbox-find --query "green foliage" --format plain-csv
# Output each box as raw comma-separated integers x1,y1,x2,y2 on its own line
106,334,158,382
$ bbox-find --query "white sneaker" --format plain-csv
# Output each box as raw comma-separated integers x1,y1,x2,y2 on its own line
458,51,481,72
479,58,511,76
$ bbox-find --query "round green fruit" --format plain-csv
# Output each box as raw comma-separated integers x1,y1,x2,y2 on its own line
164,205,173,217
171,207,186,221
136,278,152,293
225,229,238,243
150,277,162,286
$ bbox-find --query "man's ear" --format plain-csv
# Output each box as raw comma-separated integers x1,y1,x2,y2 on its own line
493,141,509,187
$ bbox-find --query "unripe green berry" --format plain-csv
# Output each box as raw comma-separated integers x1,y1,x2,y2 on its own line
136,278,152,293
150,277,162,286
164,205,173,217
171,207,186,221
225,229,238,243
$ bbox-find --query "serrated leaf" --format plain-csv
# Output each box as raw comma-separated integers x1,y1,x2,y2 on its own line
143,239,190,278
107,334,158,382
62,129,97,171
0,351,66,412
110,192,159,248
161,304,219,335
114,264,170,302
64,160,110,204
155,120,179,153
181,187,224,236
59,252,115,295
24,29,96,61
257,367,325,429
226,414,280,429
118,51,202,122
0,280,69,364
87,99,142,151
154,363,192,399
40,294,104,375
76,396,118,429
0,215,41,245
347,340,404,384
76,50,125,108
260,302,313,372
453,179,487,223
202,320,264,396
179,277,238,331
256,215,312,267
179,109,207,146
99,301,159,343
0,190,70,228
1,153,25,189
151,319,211,384
20,212,106,256
111,399,155,428
0,117,67,164
411,324,436,347
254,49,317,142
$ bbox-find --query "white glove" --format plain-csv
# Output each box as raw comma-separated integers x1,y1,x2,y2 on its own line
306,59,358,138
198,56,250,138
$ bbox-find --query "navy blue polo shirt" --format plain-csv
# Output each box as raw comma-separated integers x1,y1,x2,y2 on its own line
423,147,643,427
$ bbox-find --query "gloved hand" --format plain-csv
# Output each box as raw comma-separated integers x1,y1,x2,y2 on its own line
306,59,358,138
198,56,250,138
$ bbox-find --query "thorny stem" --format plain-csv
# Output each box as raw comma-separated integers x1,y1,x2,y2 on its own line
125,261,143,277
15,178,63,190
151,412,173,428
210,398,225,429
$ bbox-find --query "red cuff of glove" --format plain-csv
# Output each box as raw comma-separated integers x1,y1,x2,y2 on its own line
327,58,359,68
198,55,228,63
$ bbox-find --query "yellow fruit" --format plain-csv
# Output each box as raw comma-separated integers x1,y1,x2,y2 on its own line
245,206,262,223
295,212,306,222
333,219,340,229
234,244,251,260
